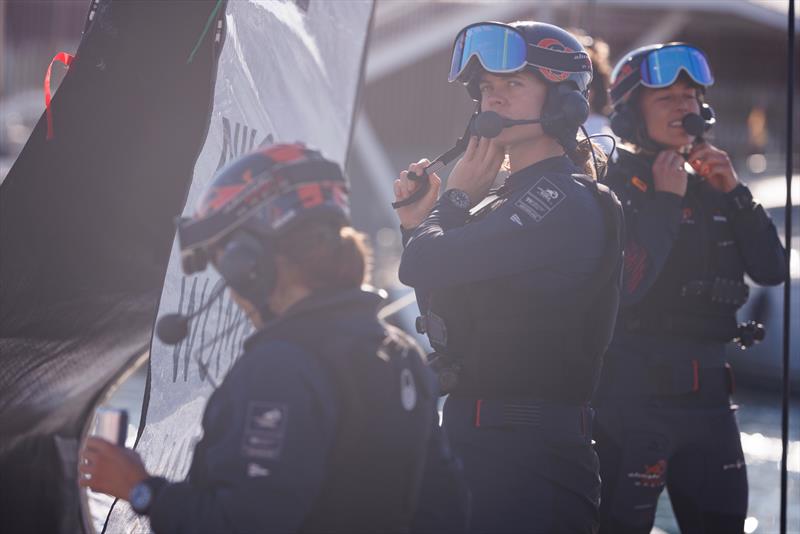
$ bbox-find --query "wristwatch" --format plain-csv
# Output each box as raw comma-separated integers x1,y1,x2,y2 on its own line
443,188,471,210
129,476,167,516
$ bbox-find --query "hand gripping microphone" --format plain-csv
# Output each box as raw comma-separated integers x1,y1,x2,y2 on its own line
392,111,541,209
682,104,716,141
156,282,227,345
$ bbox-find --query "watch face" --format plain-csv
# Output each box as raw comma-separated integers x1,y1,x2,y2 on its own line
446,189,470,209
130,482,153,514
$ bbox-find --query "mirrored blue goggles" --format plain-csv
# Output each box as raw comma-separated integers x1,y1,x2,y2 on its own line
640,45,714,88
449,23,528,83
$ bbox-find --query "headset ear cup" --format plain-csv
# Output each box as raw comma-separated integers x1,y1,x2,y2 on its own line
540,84,563,137
561,87,590,127
216,232,276,307
610,104,637,142
541,84,589,151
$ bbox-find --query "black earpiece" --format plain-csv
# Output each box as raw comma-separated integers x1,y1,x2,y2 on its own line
609,103,637,142
541,83,590,152
215,231,276,307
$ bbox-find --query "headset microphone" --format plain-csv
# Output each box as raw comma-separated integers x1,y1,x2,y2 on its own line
391,111,543,209
470,110,542,138
681,112,706,138
156,282,227,345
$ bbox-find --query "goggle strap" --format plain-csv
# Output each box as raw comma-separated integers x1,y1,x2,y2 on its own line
526,44,591,74
610,71,641,104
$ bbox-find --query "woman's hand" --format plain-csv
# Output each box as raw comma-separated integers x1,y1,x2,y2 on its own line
652,149,688,197
79,437,149,500
394,159,442,230
688,142,738,193
446,136,505,205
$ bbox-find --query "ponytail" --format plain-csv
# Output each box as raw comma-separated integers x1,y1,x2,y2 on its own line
568,140,608,180
276,222,373,291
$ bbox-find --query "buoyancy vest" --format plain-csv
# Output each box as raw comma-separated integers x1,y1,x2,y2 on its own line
609,149,750,342
246,289,437,533
423,175,624,402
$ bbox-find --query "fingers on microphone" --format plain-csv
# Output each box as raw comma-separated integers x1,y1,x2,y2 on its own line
464,136,479,158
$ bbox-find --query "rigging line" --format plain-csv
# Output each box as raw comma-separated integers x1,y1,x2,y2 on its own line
780,1,795,533
187,0,225,64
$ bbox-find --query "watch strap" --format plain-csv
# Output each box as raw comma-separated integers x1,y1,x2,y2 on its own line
444,188,470,210
130,476,168,516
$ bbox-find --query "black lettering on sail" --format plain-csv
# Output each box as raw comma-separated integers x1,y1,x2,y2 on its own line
168,275,254,384
172,277,187,382
178,277,200,382
211,298,236,377
216,117,274,170
184,278,211,379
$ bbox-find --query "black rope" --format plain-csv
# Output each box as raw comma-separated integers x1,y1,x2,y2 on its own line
780,2,795,533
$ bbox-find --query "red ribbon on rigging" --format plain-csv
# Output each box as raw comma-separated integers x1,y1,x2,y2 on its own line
44,51,75,140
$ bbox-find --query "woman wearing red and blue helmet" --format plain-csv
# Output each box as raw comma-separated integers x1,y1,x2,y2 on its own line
393,21,625,533
78,143,466,533
592,44,786,533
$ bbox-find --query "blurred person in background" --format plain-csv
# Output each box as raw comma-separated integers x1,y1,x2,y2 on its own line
393,21,624,534
593,43,786,533
572,29,617,157
79,143,466,533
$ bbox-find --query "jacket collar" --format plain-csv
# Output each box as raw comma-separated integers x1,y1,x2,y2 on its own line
244,287,385,350
503,155,579,193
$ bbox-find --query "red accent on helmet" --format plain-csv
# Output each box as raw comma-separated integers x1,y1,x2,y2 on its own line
200,184,247,217
262,143,307,163
535,38,573,82
184,143,350,256
298,183,324,208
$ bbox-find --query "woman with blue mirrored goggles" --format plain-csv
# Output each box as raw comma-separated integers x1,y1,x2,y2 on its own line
394,19,624,534
595,41,786,534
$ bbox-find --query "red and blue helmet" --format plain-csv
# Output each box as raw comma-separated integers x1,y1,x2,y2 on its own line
177,143,350,275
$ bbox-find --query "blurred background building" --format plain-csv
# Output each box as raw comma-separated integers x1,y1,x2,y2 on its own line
2,2,798,533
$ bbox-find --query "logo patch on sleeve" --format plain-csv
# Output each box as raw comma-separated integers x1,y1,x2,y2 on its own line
514,178,566,222
241,402,288,460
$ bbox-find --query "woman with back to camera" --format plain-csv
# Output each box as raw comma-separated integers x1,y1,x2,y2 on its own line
79,143,467,533
393,21,625,533
593,43,786,533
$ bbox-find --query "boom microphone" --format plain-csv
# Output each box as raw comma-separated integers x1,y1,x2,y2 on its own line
156,282,227,345
681,112,706,138
391,111,540,209
471,111,542,139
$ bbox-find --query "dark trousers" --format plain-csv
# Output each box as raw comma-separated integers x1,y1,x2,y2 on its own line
594,371,747,534
443,396,600,534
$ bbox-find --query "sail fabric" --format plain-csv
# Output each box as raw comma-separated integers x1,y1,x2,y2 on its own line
0,1,228,532
103,1,374,532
